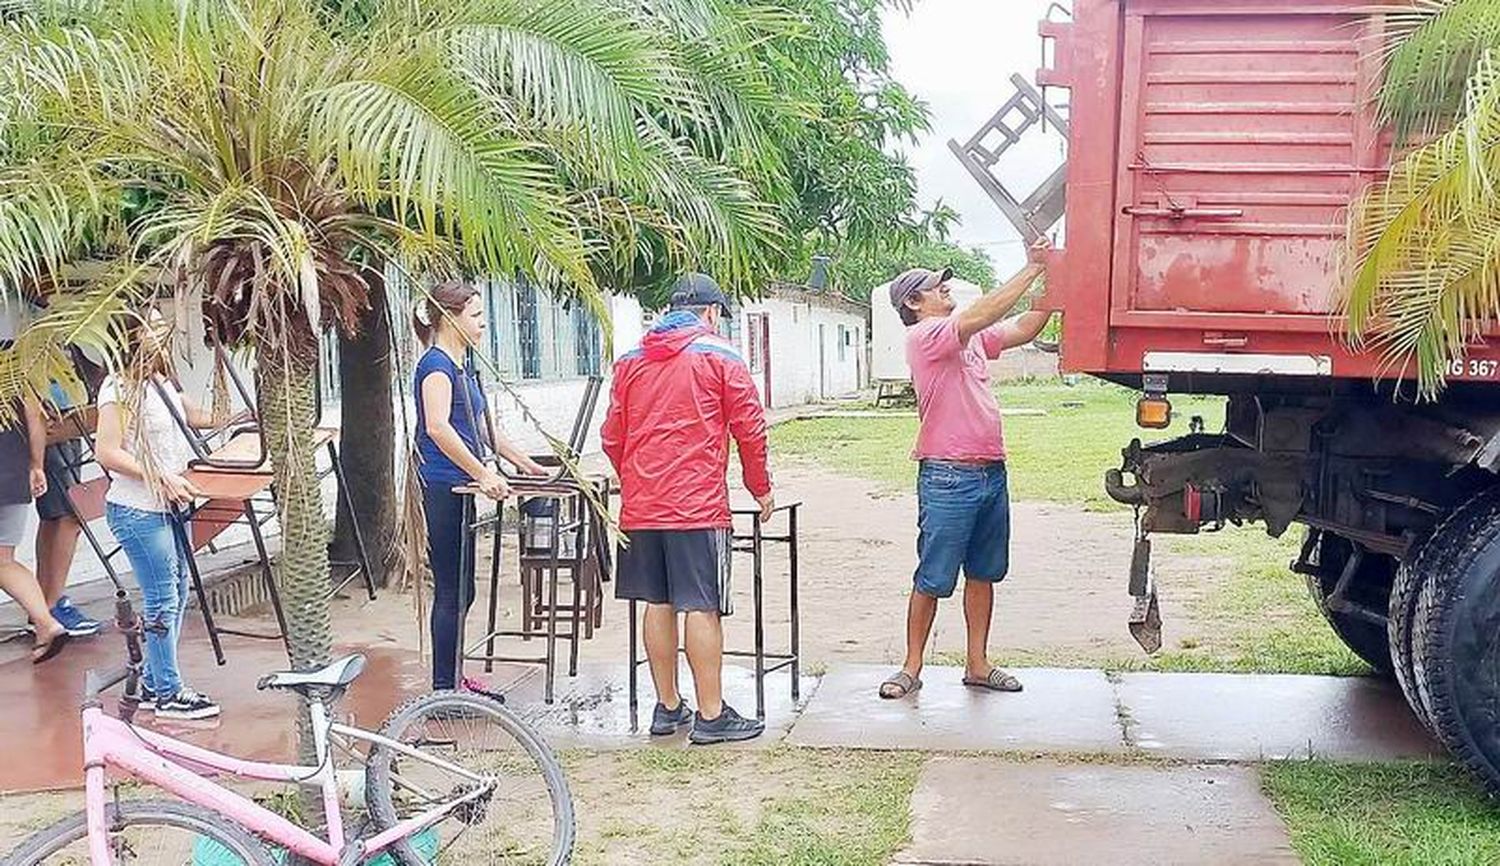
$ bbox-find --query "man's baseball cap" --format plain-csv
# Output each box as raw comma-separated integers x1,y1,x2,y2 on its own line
669,273,731,314
888,266,953,311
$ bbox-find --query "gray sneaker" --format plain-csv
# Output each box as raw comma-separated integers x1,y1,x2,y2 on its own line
689,704,764,745
651,701,693,736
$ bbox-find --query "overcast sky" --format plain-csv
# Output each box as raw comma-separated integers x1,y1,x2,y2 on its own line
882,0,1067,274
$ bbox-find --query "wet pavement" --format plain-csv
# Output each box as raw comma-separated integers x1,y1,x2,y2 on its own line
0,618,814,793
789,664,1439,760
0,625,434,793
3,645,1438,798
1120,670,1442,761
789,666,1127,753
506,663,815,750
894,757,1300,866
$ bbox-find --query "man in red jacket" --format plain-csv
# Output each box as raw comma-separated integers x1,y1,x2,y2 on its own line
602,273,775,744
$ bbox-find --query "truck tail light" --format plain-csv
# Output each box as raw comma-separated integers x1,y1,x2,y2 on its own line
1136,395,1172,429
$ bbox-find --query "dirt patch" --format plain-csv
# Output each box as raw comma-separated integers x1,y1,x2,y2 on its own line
298,460,1228,680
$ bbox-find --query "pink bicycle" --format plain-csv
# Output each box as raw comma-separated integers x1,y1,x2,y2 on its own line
5,595,574,865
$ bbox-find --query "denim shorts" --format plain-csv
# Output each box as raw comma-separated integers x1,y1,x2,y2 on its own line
913,460,1011,598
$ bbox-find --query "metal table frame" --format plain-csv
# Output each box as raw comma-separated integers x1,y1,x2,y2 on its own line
450,477,610,703
627,500,801,727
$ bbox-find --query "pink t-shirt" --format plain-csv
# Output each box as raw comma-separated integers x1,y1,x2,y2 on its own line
905,316,1006,462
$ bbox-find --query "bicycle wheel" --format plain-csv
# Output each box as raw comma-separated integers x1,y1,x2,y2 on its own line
365,691,574,866
5,798,274,865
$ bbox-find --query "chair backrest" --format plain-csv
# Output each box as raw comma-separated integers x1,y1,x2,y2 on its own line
153,349,267,471
480,371,604,484
65,476,111,523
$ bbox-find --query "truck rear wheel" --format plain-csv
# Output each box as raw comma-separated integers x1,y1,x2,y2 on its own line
1389,551,1434,734
1410,486,1500,797
1304,532,1394,674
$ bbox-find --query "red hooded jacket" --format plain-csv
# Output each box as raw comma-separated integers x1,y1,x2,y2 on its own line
601,311,771,530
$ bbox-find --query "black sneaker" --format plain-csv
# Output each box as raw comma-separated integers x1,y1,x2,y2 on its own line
134,688,157,712
650,701,693,736
156,689,221,721
688,704,764,745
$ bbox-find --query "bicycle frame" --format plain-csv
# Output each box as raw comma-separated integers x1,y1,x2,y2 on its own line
80,698,492,865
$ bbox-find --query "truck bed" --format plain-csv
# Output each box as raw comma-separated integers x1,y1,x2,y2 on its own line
1041,0,1500,391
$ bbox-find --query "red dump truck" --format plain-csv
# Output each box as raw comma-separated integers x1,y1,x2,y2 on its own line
954,0,1500,793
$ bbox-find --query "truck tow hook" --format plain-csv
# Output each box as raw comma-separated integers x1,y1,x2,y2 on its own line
1128,535,1163,653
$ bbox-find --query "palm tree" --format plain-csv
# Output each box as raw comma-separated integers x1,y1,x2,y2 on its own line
0,0,790,759
1343,0,1500,396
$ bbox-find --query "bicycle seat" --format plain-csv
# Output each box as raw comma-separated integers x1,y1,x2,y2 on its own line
257,654,366,696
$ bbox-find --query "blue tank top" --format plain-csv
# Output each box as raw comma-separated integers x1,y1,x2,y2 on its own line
414,347,489,488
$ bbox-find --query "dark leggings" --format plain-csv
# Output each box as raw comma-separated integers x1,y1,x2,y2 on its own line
424,485,475,690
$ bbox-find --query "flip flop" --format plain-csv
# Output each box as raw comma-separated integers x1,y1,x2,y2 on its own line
32,629,70,665
963,668,1023,693
878,670,922,699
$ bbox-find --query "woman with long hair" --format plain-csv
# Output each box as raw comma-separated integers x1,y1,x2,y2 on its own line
95,310,220,720
415,279,546,691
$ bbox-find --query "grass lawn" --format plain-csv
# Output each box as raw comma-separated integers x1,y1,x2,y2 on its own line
773,378,1225,509
563,747,921,865
1264,761,1500,866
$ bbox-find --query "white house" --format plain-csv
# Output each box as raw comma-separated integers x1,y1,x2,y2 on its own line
732,283,868,409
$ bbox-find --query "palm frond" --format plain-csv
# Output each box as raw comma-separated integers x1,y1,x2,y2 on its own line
308,61,595,292
1344,49,1500,394
1371,0,1500,142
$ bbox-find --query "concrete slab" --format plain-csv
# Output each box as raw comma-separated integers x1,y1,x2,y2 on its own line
1118,671,1441,761
787,664,1126,753
507,663,816,751
894,757,1300,866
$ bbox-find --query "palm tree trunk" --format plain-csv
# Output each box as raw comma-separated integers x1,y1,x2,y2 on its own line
333,268,396,587
257,350,333,767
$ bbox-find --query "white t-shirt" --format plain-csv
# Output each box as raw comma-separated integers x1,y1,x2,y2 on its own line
96,374,195,513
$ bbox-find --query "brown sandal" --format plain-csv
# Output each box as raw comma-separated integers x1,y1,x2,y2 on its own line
31,628,69,665
878,670,922,699
963,668,1023,692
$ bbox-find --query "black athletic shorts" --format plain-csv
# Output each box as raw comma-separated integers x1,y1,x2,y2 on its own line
37,441,82,521
615,528,734,616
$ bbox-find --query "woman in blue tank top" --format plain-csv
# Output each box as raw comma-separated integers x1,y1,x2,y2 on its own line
414,279,546,690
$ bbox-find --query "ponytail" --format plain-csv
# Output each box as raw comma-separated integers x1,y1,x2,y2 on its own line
414,279,479,347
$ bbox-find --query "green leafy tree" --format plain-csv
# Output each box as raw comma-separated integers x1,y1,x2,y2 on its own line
841,235,998,301
0,0,789,761
1342,0,1500,396
754,0,938,298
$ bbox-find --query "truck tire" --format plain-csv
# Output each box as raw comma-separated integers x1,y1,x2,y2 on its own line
1389,552,1435,734
1305,533,1394,674
1410,485,1500,797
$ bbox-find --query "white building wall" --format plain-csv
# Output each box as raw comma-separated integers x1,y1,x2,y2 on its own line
739,294,865,409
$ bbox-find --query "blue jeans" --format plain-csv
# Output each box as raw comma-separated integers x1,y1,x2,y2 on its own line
423,485,475,690
107,503,191,698
914,461,1011,598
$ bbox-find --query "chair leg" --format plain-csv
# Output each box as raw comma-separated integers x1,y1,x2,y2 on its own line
627,598,638,732
244,500,288,649
568,561,582,678
484,519,502,674
172,511,225,666
328,441,377,600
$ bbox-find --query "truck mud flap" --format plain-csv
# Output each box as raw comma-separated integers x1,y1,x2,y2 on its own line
1127,537,1162,653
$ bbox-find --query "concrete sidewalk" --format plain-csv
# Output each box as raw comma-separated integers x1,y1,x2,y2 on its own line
788,664,1439,761
894,757,1301,866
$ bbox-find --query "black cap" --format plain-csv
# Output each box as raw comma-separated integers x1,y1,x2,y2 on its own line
669,273,731,315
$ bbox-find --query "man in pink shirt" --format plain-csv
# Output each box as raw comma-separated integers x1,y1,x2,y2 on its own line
878,241,1051,699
